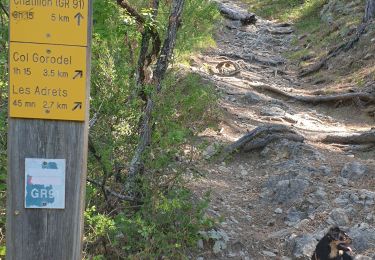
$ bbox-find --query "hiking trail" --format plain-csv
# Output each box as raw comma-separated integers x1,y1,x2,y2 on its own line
185,1,375,259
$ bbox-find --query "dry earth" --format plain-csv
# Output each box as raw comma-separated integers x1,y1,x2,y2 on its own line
185,0,375,259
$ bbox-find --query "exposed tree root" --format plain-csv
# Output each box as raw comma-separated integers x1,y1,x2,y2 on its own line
300,22,369,77
321,130,375,144
87,178,138,202
213,51,285,66
363,105,375,117
266,27,294,35
342,144,375,152
242,132,304,151
248,82,375,104
218,125,304,160
215,1,256,25
218,125,374,160
209,60,242,77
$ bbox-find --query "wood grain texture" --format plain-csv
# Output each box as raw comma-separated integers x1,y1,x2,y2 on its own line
6,120,88,259
6,0,92,258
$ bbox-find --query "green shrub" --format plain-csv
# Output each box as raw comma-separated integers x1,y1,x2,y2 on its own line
85,1,220,258
151,73,219,169
109,188,213,259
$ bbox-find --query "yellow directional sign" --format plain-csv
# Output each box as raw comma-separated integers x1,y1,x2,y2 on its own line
10,0,89,46
9,42,87,121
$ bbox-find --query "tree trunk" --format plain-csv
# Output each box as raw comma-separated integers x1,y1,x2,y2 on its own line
0,2,8,17
364,0,375,22
154,0,185,91
125,0,185,197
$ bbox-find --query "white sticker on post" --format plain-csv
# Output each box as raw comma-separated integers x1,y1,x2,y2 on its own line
25,158,66,209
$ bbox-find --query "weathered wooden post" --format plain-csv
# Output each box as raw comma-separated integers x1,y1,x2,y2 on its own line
6,0,92,259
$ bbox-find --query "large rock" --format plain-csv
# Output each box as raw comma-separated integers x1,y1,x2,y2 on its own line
348,224,375,252
203,142,220,159
285,207,305,225
261,140,324,162
335,189,375,206
307,187,328,205
327,208,350,227
270,160,330,180
291,235,317,259
262,177,309,205
340,161,367,180
320,0,349,24
242,92,265,104
260,106,286,117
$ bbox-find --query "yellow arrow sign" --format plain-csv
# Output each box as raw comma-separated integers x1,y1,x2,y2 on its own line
9,42,87,121
10,0,89,46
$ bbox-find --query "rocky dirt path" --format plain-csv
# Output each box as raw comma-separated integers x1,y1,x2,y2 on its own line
187,1,375,259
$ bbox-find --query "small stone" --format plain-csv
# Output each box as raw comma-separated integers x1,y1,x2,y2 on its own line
245,215,252,222
203,143,218,159
218,166,230,173
274,208,283,214
336,177,349,186
285,207,304,224
197,257,204,260
260,106,285,117
213,240,227,254
300,54,314,61
262,250,277,257
294,219,310,229
354,255,372,260
267,219,276,226
364,53,374,60
242,92,264,104
314,187,327,200
345,207,356,217
197,239,204,249
319,165,332,176
335,196,349,206
230,216,239,224
241,170,249,176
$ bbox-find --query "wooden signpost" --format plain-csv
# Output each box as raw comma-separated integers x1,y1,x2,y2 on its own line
6,0,92,259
